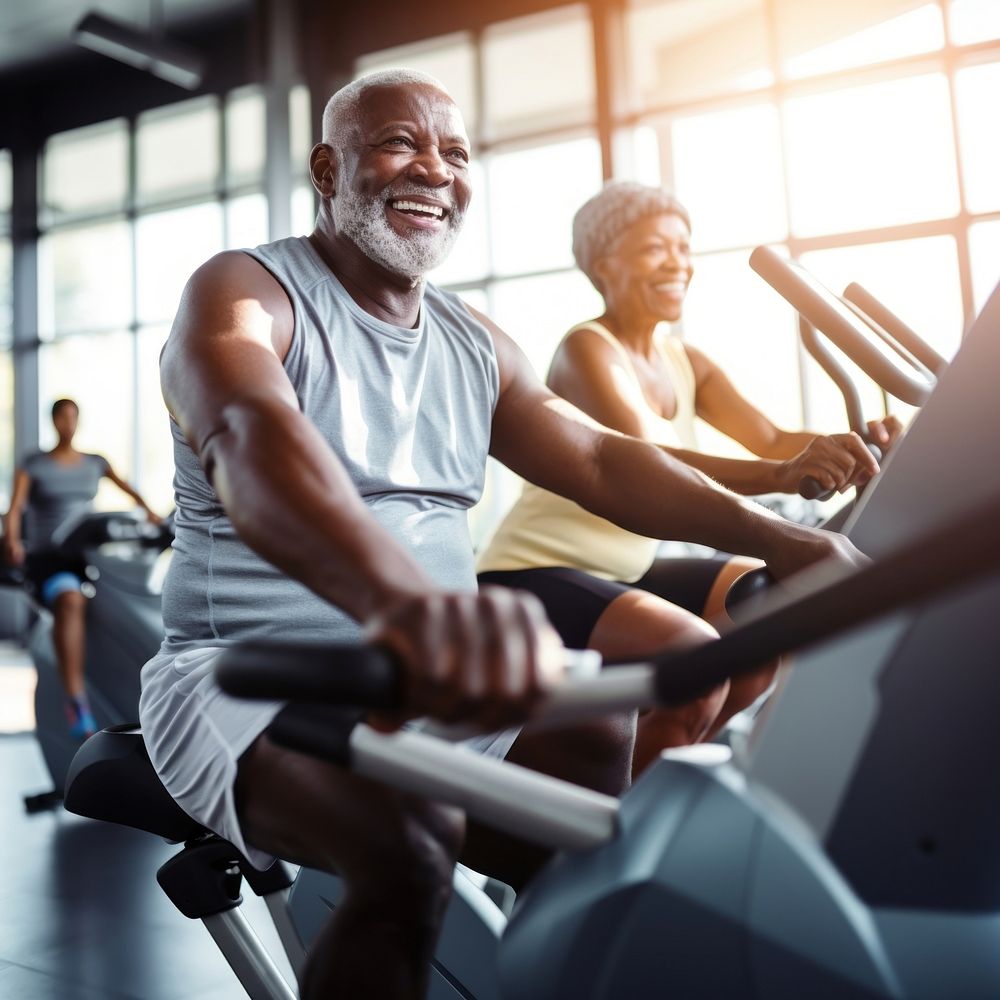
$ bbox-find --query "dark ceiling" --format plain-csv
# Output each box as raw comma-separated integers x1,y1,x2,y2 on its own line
0,0,250,75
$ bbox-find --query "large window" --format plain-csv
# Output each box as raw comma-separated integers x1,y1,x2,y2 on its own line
622,0,996,455
0,149,12,508
354,0,1000,539
33,91,277,514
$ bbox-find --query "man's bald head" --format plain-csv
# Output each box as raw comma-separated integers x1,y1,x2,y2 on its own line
313,68,471,281
321,68,454,149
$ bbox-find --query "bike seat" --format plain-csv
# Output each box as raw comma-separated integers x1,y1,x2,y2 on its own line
64,724,207,842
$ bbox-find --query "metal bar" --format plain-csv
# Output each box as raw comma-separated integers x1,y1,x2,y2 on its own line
11,144,40,460
202,908,298,1000
590,0,618,182
640,490,1000,704
263,890,307,983
843,283,947,375
263,0,296,241
799,318,867,434
349,725,619,852
420,664,658,743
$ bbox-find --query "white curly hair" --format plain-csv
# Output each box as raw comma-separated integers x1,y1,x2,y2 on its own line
572,181,691,292
321,68,454,150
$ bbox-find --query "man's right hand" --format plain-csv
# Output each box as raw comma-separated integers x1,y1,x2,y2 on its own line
364,587,565,733
762,523,868,582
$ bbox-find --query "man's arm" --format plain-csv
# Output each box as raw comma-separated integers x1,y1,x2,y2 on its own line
480,312,864,579
685,344,817,459
162,252,560,728
162,250,433,622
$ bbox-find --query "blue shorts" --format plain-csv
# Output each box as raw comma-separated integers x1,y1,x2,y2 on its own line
25,550,87,606
40,572,83,606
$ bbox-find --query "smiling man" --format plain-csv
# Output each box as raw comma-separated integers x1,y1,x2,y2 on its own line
139,69,863,999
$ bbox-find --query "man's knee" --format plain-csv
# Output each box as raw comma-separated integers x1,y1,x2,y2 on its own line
352,798,465,900
237,736,464,907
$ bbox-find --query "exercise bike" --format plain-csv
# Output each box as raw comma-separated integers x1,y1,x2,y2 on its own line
19,509,172,812
63,265,1000,997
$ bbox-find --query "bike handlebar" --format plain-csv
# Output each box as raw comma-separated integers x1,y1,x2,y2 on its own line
216,494,1000,725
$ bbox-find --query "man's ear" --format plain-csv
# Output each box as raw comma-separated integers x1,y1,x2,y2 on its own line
309,143,337,198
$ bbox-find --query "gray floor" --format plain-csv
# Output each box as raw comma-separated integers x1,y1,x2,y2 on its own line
0,646,296,1000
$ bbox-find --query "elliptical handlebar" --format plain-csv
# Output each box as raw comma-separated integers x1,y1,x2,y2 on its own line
843,282,948,377
749,246,936,407
796,313,883,500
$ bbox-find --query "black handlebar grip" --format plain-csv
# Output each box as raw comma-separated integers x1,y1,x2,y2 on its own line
724,567,775,617
798,475,833,501
797,441,883,501
216,641,402,710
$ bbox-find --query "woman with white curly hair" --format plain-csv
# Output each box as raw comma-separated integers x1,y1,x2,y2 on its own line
478,181,900,765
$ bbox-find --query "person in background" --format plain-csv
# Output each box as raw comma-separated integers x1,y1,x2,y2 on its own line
2,398,162,739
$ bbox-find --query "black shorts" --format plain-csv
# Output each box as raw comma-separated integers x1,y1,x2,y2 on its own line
478,555,731,650
23,550,88,602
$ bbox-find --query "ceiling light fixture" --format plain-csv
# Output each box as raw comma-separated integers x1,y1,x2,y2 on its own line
72,9,204,90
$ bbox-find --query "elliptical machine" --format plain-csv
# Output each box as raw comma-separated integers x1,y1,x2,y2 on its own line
21,509,172,812
749,246,944,526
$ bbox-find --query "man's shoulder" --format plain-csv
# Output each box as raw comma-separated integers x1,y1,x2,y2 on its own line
185,248,296,316
424,283,494,334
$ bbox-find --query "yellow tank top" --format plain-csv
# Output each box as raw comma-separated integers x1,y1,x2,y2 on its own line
477,322,698,583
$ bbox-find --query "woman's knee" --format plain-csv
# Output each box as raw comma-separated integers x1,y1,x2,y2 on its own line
647,678,728,743
589,589,717,663
510,713,637,797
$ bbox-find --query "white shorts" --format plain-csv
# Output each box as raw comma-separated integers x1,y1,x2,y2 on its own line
138,645,520,870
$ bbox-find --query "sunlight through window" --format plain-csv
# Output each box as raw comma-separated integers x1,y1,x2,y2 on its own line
968,221,1000,315
682,247,803,456
671,104,787,252
488,138,602,276
949,0,1000,44
954,62,1000,213
779,3,943,79
784,74,959,237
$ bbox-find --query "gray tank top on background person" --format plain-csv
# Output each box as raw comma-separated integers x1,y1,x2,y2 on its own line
21,451,109,550
159,235,500,653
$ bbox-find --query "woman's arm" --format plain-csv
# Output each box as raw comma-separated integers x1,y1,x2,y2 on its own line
102,465,163,524
684,344,818,459
483,317,865,580
663,438,876,496
550,331,876,495
2,468,31,565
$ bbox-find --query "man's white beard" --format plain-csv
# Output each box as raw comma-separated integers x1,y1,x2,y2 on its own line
333,185,465,280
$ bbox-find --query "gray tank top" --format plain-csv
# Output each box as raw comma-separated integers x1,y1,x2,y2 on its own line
160,236,499,652
22,451,109,550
